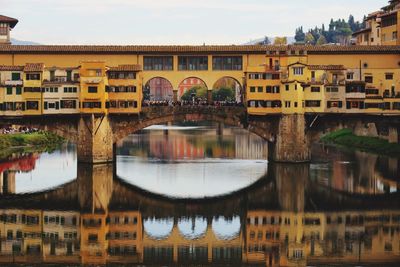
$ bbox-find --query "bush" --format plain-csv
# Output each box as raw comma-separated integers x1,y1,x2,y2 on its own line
321,128,400,156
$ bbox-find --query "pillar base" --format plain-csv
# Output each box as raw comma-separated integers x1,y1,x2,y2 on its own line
77,115,114,164
268,114,311,163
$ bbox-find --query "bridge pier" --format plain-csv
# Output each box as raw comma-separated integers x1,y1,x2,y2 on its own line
389,126,399,143
268,114,310,163
77,115,114,164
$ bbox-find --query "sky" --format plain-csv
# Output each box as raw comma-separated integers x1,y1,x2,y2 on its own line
1,0,385,45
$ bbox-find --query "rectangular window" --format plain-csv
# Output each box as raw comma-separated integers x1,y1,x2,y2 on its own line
266,86,272,93
60,100,77,109
285,85,289,91
6,86,12,95
88,86,98,93
257,86,263,92
382,13,397,27
311,87,320,93
273,86,280,93
347,73,354,80
305,100,321,107
26,73,41,80
26,101,39,110
385,73,394,80
365,76,373,83
326,87,339,93
11,73,21,81
16,86,22,95
293,67,304,75
212,56,242,70
285,101,291,108
250,86,256,93
108,71,137,79
83,102,101,108
144,56,173,70
178,56,208,70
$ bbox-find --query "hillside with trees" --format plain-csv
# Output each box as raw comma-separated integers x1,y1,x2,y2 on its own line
294,15,365,45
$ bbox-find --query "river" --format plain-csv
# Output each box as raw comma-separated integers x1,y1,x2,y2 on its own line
0,122,398,266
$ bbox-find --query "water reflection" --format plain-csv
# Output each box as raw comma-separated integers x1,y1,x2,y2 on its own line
0,162,398,266
0,123,398,266
311,144,399,194
116,124,269,198
0,143,76,194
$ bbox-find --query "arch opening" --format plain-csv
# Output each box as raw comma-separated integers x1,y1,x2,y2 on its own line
212,216,241,240
178,77,208,102
212,77,243,103
177,216,208,240
143,217,174,240
144,77,174,102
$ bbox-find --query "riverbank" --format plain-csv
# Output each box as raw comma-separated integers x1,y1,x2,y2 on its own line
0,132,64,157
321,128,400,157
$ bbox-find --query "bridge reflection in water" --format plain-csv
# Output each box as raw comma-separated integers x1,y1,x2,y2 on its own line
0,162,399,266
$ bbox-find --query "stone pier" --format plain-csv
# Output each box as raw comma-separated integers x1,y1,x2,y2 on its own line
389,126,399,143
268,114,310,163
77,115,114,163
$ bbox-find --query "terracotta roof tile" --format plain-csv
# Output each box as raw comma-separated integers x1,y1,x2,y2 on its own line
0,15,18,28
0,65,24,71
24,63,44,72
308,65,346,70
108,64,142,71
0,45,398,54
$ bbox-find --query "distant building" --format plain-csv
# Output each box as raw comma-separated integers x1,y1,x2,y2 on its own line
353,0,400,45
0,15,18,45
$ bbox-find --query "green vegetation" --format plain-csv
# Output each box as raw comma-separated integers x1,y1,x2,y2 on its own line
294,15,365,45
181,86,207,101
321,129,400,157
0,132,64,151
212,87,235,102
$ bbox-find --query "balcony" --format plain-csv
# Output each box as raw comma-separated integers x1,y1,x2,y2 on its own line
43,76,79,84
346,92,366,99
4,80,23,86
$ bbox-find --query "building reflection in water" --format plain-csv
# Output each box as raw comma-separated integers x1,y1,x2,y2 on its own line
0,162,399,266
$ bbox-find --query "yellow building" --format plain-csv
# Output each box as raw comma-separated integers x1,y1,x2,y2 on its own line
0,65,24,116
107,65,142,114
79,61,108,114
245,55,283,115
22,63,44,115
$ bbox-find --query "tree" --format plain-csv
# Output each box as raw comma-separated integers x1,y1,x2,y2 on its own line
295,27,305,42
305,32,315,44
257,36,270,45
212,87,235,102
181,86,207,101
273,37,287,45
316,35,327,45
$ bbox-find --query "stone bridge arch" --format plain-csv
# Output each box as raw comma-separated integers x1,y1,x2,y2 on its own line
110,106,272,144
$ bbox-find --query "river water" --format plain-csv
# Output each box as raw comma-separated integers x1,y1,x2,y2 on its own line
0,122,399,266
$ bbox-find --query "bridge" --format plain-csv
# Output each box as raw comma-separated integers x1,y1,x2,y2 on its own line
1,105,399,163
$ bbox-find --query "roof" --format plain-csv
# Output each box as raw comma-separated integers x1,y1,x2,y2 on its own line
352,28,372,37
24,63,44,72
308,65,345,71
0,15,18,28
366,10,384,20
108,64,142,72
0,45,399,55
0,65,24,71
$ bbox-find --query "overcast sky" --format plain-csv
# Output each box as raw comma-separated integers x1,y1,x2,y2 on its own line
1,0,384,45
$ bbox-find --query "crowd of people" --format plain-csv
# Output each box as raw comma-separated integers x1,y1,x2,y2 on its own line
0,126,38,135
142,100,244,107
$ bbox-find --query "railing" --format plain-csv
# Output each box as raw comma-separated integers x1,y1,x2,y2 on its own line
3,80,23,86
